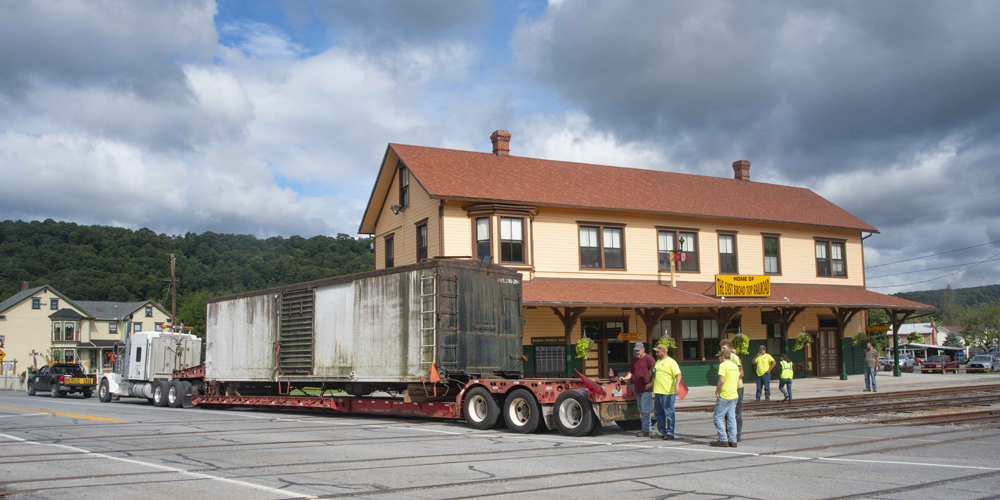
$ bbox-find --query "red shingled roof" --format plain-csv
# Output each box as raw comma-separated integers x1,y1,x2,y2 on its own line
390,143,878,232
523,280,933,310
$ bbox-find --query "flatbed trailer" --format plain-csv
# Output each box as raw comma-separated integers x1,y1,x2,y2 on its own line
175,365,641,436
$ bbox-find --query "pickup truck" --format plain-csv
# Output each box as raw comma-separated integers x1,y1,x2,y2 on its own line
26,364,95,398
920,355,960,374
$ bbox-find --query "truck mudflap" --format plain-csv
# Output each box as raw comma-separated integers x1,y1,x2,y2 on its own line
593,400,641,426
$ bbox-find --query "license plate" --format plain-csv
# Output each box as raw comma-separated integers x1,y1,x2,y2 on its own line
65,378,93,385
599,401,640,421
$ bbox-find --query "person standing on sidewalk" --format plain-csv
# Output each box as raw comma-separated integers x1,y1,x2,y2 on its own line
778,354,794,402
621,342,656,436
651,344,682,440
864,342,879,392
753,345,776,401
720,339,744,441
712,347,740,447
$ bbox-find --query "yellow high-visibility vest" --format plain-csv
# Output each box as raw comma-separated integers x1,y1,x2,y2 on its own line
780,360,794,379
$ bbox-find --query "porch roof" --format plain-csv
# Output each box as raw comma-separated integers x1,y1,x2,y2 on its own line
522,279,934,310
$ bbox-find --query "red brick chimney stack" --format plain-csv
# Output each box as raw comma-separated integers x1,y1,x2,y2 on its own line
733,160,751,181
491,130,511,156
21,281,29,291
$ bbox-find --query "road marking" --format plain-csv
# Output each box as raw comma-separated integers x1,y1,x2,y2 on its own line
0,413,46,418
0,433,316,498
764,453,1000,471
0,406,126,422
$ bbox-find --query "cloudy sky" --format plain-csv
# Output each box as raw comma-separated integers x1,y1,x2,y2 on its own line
2,0,999,293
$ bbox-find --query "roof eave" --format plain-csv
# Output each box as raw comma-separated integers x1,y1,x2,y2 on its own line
358,145,396,235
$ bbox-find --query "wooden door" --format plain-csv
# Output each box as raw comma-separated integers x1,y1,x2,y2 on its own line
818,330,840,376
582,321,604,378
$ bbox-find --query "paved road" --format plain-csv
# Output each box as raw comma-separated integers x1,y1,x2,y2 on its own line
1,389,998,499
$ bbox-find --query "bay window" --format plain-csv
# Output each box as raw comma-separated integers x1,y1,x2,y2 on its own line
500,217,524,264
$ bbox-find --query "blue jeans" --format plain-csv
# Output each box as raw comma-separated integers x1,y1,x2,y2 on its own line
756,373,771,400
865,366,877,391
637,392,653,432
654,394,676,436
713,397,738,442
779,378,792,401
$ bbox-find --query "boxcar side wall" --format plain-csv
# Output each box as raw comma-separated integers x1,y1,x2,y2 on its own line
206,294,280,381
313,282,355,378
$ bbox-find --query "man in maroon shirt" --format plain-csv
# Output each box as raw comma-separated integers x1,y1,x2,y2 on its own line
621,342,656,436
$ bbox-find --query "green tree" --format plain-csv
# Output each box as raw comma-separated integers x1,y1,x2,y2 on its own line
939,285,960,325
958,302,1000,351
943,331,964,348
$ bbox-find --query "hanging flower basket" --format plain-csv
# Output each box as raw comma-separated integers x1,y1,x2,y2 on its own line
575,338,593,359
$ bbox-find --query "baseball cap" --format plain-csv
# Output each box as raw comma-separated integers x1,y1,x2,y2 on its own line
633,342,644,351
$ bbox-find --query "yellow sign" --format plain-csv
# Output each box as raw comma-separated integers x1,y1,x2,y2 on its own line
64,378,94,385
0,348,5,361
866,324,891,332
617,332,641,342
715,275,770,297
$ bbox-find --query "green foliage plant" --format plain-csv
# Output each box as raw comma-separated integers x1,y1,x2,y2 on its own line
793,332,813,352
656,336,677,351
943,331,964,348
575,338,592,359
852,332,869,345
906,332,924,344
730,333,749,355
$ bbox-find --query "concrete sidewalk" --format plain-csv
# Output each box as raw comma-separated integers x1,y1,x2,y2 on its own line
677,371,1000,406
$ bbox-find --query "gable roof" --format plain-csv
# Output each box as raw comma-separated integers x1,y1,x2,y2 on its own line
49,308,88,320
75,301,162,321
359,143,878,234
0,285,87,316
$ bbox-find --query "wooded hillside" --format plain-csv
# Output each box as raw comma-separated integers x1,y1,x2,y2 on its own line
0,219,374,336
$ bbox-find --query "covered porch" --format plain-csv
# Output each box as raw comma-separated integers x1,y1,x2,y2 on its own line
520,280,934,387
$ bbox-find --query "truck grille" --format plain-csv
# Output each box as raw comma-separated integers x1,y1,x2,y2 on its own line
279,289,314,375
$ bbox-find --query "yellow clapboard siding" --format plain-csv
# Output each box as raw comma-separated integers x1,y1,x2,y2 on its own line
373,169,440,270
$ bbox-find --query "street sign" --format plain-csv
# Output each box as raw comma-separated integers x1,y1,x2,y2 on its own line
675,252,689,262
715,275,771,297
0,348,5,361
760,310,781,324
866,324,891,332
617,332,641,342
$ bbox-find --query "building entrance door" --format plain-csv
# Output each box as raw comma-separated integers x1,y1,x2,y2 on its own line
581,319,633,378
817,329,840,376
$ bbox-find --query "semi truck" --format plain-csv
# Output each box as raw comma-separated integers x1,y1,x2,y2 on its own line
98,259,640,436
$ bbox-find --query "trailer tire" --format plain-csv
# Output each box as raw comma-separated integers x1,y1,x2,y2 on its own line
50,383,61,398
153,381,169,407
98,379,112,402
554,389,593,437
503,388,541,434
168,381,185,408
615,419,643,431
463,387,500,430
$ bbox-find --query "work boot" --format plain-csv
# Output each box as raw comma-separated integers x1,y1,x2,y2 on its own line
781,395,789,402
650,432,660,439
636,431,649,437
729,441,738,448
663,434,675,440
710,440,729,447
737,436,742,442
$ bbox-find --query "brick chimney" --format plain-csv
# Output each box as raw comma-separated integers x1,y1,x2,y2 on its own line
490,130,511,156
20,281,29,291
732,160,751,181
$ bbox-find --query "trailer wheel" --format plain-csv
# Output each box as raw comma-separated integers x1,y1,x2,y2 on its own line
50,383,61,398
554,389,594,437
153,381,169,407
167,381,185,408
98,379,112,403
503,388,541,433
615,419,643,431
463,387,500,430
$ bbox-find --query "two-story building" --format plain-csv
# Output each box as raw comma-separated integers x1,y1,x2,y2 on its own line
0,282,171,374
358,131,933,386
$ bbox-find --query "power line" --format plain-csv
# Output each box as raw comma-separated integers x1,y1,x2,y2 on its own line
866,257,1000,279
867,248,1000,289
865,239,1000,269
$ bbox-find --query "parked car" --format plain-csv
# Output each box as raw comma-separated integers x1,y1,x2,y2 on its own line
26,364,95,398
966,354,996,373
921,355,960,374
878,354,915,370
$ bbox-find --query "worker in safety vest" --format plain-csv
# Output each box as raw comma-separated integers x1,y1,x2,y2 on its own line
778,354,794,403
719,339,744,441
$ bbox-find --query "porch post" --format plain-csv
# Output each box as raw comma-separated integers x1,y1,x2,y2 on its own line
552,307,587,378
884,309,915,377
778,307,805,355
830,307,862,381
636,307,667,345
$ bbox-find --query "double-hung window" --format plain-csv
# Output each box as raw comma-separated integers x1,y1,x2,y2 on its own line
500,217,524,263
681,319,699,361
384,234,394,268
658,230,699,272
416,222,428,262
579,224,625,269
109,323,118,334
816,239,846,277
476,217,491,261
32,298,40,309
398,167,409,207
50,298,59,310
718,233,737,274
145,306,153,317
703,319,720,358
763,235,780,274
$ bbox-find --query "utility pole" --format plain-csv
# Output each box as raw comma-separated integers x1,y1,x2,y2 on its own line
170,253,177,327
